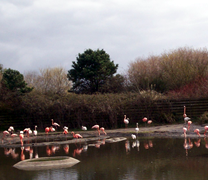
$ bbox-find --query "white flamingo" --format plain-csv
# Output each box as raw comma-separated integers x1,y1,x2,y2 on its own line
124,115,129,128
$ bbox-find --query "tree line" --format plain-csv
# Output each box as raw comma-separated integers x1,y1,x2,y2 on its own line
1,47,208,130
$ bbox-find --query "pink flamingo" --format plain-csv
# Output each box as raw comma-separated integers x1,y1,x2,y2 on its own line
204,126,208,136
71,131,83,139
45,127,50,134
183,127,187,137
142,117,148,122
183,106,187,118
92,125,100,135
100,127,107,135
194,129,200,137
124,115,129,128
187,121,192,131
19,131,24,146
49,126,56,132
147,120,152,124
51,119,60,128
23,128,32,138
10,133,18,141
183,106,191,124
63,128,68,135
8,126,14,134
2,130,10,140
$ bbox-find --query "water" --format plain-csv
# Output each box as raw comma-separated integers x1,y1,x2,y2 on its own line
1,137,208,180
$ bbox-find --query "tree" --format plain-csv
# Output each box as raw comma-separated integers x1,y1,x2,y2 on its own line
99,74,126,93
67,49,118,94
24,67,72,95
1,68,33,94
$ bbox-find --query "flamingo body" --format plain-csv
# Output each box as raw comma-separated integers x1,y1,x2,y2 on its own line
82,126,87,131
135,123,139,132
51,119,60,128
183,127,187,137
71,131,83,138
124,115,129,127
194,129,200,137
100,127,107,135
45,127,50,134
142,117,148,122
33,126,37,136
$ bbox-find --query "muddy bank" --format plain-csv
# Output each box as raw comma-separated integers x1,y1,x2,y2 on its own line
0,123,207,148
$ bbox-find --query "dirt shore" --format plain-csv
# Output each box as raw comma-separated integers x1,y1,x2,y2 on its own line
0,123,207,148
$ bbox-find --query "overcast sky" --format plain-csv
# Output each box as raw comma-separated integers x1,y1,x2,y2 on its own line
1,0,208,75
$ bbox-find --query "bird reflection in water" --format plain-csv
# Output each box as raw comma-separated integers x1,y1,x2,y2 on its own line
183,138,193,156
10,148,19,159
46,146,52,156
204,137,208,149
4,148,11,157
125,140,130,154
73,147,83,157
194,139,201,147
63,144,69,154
144,142,149,149
20,147,25,161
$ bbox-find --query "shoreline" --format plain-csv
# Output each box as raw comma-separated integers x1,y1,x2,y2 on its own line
0,123,207,148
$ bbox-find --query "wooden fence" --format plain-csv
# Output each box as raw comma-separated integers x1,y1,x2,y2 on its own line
1,98,208,130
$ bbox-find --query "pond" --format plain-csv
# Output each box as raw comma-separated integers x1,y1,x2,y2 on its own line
1,137,208,180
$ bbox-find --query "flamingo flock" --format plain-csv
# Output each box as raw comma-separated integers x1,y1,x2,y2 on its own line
2,109,208,149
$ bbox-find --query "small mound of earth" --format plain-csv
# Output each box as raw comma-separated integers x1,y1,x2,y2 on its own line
105,137,127,143
13,156,80,171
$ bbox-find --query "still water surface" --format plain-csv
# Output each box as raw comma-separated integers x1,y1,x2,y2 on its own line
1,137,208,180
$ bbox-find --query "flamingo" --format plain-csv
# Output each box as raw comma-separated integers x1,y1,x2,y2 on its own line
183,127,187,137
71,131,83,138
8,126,14,134
100,127,107,135
135,123,139,133
187,121,192,131
131,134,136,139
63,127,69,135
19,131,24,146
49,126,56,132
183,106,187,118
45,127,50,134
23,128,32,137
124,115,129,128
33,125,38,136
194,129,200,137
10,133,18,141
204,126,208,136
82,126,87,131
183,106,191,124
142,117,148,122
2,130,10,139
147,120,152,124
51,119,60,128
92,125,100,135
